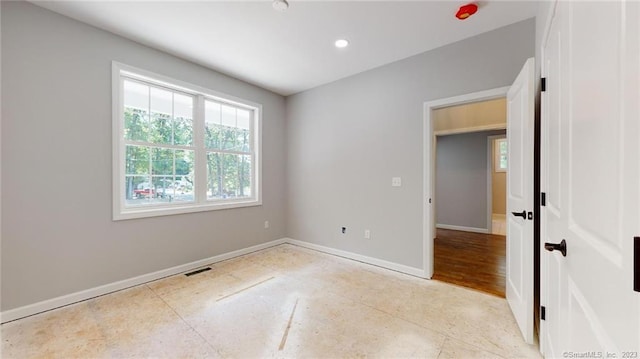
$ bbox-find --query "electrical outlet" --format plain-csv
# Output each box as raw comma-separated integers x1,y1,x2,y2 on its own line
392,177,402,187
364,230,371,239
264,220,270,229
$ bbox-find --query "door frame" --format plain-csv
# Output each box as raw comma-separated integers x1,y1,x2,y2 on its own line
422,86,509,278
538,1,558,355
431,130,506,234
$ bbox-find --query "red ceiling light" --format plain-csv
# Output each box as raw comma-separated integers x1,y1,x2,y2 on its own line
456,3,478,20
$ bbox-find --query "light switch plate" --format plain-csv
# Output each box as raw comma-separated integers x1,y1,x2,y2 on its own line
392,177,402,187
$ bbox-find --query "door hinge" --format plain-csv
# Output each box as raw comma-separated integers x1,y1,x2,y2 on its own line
541,192,546,206
541,306,546,320
634,237,639,292
541,77,546,92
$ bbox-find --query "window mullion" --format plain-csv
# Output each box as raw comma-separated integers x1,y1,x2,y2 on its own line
123,140,194,151
194,94,207,204
204,149,251,156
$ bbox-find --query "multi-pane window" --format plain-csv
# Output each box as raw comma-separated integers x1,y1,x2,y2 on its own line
204,100,253,200
123,80,196,206
113,63,261,220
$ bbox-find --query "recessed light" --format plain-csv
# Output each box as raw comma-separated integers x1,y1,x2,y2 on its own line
335,39,349,48
272,0,289,12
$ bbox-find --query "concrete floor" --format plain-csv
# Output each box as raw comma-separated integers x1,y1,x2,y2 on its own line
1,244,540,358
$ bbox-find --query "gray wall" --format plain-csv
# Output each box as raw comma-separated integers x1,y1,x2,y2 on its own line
1,2,286,311
286,19,534,269
435,130,506,230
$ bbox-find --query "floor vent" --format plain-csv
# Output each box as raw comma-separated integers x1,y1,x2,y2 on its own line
185,267,212,277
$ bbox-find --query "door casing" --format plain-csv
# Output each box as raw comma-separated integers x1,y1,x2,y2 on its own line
423,86,509,278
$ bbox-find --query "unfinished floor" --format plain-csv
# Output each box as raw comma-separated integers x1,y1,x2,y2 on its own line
1,244,538,358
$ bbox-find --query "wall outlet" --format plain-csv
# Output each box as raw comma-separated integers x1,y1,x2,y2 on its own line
264,220,270,229
364,230,371,239
392,177,402,187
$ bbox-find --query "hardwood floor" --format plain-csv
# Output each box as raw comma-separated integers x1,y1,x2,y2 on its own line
433,228,506,297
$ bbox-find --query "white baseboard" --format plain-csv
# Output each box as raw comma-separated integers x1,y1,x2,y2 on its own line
0,238,286,324
285,238,426,278
1,237,428,323
436,224,489,234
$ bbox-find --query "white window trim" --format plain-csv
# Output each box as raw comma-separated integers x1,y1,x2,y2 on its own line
112,61,262,220
494,137,507,172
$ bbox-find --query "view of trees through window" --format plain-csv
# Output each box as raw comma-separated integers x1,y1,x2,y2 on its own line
205,100,252,201
123,79,253,207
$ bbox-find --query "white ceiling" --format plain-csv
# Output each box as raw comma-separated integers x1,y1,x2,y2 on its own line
32,1,538,96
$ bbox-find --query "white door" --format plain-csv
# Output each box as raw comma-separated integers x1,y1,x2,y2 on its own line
506,57,535,344
541,1,640,356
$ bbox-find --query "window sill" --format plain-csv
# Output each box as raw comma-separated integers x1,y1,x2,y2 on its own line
113,199,262,221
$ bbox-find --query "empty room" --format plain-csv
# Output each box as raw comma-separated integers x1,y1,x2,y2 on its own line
1,1,638,358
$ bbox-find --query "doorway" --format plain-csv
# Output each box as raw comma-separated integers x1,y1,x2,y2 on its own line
424,60,537,345
430,100,508,297
489,135,508,236
422,86,510,280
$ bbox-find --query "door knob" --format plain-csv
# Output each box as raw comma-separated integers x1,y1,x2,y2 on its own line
511,210,527,219
544,239,567,257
